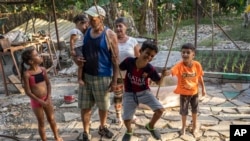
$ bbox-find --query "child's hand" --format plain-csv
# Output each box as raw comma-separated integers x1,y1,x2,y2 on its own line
107,80,118,92
166,70,171,76
77,57,86,66
78,79,85,86
39,99,48,107
161,68,171,77
71,50,76,56
43,96,51,106
161,68,167,77
202,89,206,96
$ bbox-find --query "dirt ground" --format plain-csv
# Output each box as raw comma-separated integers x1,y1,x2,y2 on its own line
0,76,81,136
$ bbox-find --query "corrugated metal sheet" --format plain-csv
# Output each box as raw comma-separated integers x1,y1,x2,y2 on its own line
11,18,74,43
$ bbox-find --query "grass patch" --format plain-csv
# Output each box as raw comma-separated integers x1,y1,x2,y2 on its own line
199,38,220,46
141,15,250,44
227,23,250,43
158,30,174,40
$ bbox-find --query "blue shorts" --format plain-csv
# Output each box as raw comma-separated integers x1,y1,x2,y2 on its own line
122,90,163,120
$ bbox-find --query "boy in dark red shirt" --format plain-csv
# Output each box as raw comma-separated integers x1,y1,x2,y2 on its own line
119,40,167,141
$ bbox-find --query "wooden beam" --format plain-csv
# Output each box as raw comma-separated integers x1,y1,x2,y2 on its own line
8,74,25,94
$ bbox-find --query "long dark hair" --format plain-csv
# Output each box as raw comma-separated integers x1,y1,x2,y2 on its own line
20,47,35,79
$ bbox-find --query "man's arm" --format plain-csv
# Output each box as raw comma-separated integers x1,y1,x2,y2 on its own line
107,29,119,86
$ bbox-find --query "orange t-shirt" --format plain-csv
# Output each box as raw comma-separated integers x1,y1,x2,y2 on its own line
171,61,204,95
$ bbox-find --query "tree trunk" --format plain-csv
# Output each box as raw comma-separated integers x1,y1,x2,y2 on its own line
193,0,203,23
138,0,147,34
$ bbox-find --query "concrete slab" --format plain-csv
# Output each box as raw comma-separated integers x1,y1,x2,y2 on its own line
230,99,249,107
63,112,80,122
223,91,239,100
60,133,80,141
198,115,219,126
15,134,32,139
213,114,250,121
221,108,238,114
204,130,219,137
205,97,226,105
161,132,180,140
236,107,250,114
59,102,78,108
217,101,236,107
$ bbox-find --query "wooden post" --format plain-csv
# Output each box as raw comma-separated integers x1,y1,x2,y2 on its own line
0,53,9,96
51,0,60,51
194,0,199,48
154,0,158,46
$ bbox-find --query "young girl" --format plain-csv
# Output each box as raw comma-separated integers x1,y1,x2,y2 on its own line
21,47,63,141
69,14,89,85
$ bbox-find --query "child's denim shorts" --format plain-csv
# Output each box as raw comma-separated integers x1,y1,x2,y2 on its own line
122,89,163,120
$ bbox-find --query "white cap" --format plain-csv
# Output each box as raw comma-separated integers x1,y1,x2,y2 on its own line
85,5,106,17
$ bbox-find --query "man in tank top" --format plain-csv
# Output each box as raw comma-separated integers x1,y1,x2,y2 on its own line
78,5,119,141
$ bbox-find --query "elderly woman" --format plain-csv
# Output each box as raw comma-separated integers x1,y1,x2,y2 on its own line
114,17,140,125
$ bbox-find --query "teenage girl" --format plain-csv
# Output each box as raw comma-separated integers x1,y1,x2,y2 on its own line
21,47,63,141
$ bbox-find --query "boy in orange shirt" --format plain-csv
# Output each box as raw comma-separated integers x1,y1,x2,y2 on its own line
168,43,206,135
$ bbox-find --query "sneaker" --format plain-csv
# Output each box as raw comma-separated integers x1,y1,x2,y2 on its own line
122,132,132,141
98,126,114,138
145,123,161,140
82,132,90,141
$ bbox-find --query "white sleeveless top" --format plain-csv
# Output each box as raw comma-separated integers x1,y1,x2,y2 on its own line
118,37,138,64
69,28,84,48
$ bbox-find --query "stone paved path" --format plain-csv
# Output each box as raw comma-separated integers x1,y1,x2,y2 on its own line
0,77,250,141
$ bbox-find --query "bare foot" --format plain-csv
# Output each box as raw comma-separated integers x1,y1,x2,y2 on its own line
116,117,123,126
131,115,138,124
192,128,198,133
192,128,199,137
180,128,186,135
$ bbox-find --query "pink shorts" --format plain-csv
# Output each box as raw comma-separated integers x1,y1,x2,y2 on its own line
30,95,48,109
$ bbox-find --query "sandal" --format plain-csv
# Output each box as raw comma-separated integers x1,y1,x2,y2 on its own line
145,123,161,140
